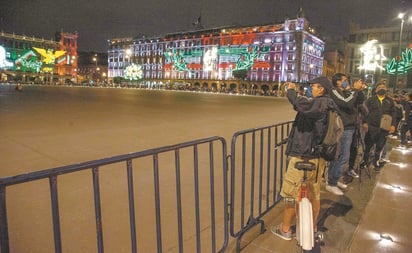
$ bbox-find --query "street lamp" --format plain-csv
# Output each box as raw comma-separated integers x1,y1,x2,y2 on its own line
394,13,412,91
394,13,405,92
92,54,98,84
125,49,132,61
92,54,98,67
309,63,314,80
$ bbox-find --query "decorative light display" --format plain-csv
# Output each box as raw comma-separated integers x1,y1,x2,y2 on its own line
358,40,387,71
164,48,189,72
33,47,66,64
15,50,42,73
203,47,218,72
235,45,259,71
166,44,261,74
0,46,13,69
386,48,412,75
124,63,143,80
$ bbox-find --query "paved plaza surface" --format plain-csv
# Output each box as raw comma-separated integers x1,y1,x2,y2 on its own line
1,84,412,253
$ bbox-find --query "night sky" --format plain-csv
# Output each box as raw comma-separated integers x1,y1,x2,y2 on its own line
1,0,411,52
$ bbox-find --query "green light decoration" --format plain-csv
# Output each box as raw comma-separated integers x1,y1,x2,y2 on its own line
164,45,260,74
386,48,412,75
124,63,143,81
164,48,191,73
235,45,259,71
218,46,249,55
14,50,42,73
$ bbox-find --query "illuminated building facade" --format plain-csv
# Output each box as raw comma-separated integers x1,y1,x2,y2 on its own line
107,14,325,92
345,24,412,88
0,31,78,84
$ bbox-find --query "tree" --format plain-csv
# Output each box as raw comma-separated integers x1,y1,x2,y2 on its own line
113,76,123,84
232,69,248,80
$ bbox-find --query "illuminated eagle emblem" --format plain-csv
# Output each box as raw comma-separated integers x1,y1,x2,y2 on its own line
33,47,66,64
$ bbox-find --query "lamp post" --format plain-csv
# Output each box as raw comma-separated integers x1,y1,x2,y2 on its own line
394,13,405,92
126,48,132,64
92,54,98,84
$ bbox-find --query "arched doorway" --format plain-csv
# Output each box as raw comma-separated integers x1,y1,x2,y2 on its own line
194,82,201,91
202,82,209,91
261,84,270,96
211,83,218,92
229,83,238,93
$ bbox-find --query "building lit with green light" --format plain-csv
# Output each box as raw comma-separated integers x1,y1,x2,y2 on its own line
0,31,78,84
345,24,412,89
107,12,325,93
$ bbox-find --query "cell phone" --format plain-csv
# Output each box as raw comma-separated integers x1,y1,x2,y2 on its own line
306,86,312,97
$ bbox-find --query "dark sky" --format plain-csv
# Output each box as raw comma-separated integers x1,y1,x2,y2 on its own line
1,0,411,52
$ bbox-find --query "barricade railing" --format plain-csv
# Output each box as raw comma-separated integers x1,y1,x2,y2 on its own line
229,121,293,251
0,136,228,253
0,121,293,253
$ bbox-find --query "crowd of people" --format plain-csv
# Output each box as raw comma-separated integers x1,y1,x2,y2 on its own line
271,74,412,245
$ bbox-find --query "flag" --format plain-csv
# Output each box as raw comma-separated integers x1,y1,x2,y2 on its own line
192,15,202,28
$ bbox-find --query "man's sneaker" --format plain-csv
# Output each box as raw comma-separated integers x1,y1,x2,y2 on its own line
337,181,348,189
398,144,407,149
373,160,384,169
359,161,368,170
271,223,292,241
348,169,359,178
380,158,391,163
325,185,344,195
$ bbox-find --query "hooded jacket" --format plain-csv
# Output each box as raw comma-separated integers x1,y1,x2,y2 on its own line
285,89,338,159
329,89,365,130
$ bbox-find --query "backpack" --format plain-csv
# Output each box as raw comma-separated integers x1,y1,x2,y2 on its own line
318,110,344,161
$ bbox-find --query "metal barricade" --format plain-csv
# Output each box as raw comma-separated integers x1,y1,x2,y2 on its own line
229,121,293,251
0,122,294,253
0,136,228,253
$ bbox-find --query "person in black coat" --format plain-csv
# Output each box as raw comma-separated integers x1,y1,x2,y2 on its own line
272,77,338,241
400,93,412,147
361,82,396,171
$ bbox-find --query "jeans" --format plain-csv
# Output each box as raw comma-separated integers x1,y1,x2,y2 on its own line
363,126,388,164
328,129,355,186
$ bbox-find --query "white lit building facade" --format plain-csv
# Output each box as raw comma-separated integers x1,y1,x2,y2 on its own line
107,15,325,92
345,23,412,89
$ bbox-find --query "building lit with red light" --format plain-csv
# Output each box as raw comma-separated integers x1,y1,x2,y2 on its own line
107,12,325,92
0,31,78,84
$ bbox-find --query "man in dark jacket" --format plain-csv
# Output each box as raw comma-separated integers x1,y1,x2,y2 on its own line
400,93,412,147
272,77,338,241
326,73,365,195
361,82,396,171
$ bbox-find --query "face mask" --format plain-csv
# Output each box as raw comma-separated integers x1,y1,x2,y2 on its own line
377,89,386,96
341,80,349,89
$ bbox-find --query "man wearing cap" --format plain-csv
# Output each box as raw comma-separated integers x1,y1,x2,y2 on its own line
326,73,365,195
272,76,338,241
